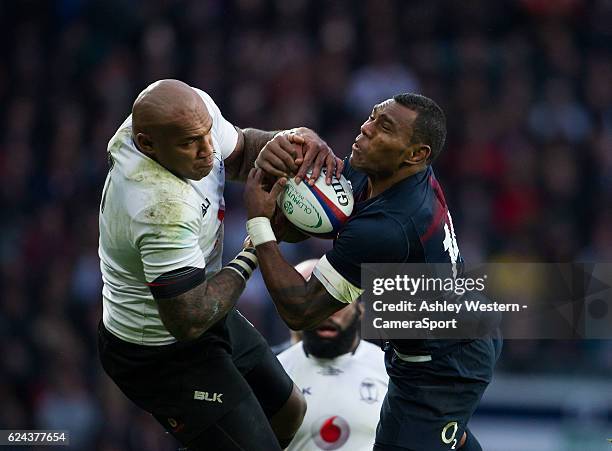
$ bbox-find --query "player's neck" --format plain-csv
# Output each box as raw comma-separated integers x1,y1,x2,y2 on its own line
368,178,395,198
368,165,427,198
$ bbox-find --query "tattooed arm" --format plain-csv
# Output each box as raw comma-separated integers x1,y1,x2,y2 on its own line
225,128,281,182
255,241,345,330
224,127,341,183
155,268,245,341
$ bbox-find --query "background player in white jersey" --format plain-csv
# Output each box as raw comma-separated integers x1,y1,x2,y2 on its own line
98,79,342,451
278,259,388,451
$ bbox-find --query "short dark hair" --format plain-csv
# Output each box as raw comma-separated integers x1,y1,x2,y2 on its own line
393,93,446,163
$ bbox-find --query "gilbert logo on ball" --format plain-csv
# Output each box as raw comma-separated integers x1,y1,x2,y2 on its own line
278,170,354,238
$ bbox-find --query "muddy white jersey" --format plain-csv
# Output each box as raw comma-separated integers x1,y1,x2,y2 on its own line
99,88,238,345
278,341,388,451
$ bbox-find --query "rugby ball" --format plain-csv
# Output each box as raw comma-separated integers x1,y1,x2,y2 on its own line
277,170,354,238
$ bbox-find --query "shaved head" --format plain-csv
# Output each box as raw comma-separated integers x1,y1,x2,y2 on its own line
130,79,216,180
132,79,205,137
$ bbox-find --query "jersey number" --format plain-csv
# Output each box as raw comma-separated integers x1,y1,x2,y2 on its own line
442,211,459,278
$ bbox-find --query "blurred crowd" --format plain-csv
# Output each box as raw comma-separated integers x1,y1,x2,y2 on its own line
1,0,611,449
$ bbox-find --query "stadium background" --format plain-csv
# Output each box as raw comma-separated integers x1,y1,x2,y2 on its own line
1,0,611,449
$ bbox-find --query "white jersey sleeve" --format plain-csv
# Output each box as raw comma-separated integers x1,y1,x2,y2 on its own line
193,88,238,160
131,200,206,283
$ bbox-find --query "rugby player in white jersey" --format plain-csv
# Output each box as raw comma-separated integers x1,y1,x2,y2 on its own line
97,79,342,451
278,260,388,451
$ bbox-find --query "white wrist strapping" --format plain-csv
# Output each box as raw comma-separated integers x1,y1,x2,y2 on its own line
246,217,276,247
224,248,258,282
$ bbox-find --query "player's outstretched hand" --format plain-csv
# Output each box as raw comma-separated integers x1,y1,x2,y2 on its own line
255,133,305,178
244,168,287,219
292,127,343,186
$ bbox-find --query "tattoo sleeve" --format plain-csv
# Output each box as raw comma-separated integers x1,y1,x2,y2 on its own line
256,242,345,330
155,268,246,341
225,128,278,181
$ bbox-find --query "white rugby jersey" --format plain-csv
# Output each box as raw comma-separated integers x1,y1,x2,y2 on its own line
99,88,238,345
278,341,388,451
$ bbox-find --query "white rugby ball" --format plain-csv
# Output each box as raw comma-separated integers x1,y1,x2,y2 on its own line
277,170,354,238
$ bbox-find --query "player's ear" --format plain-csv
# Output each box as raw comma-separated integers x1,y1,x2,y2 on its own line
403,143,430,166
135,132,156,157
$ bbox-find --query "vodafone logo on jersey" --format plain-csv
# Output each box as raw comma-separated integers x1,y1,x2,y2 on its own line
311,415,350,450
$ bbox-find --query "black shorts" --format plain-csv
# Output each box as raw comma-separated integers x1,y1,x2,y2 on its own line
374,331,502,451
98,309,294,446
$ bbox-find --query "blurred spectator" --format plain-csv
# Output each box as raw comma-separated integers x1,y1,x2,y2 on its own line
528,77,592,143
35,366,101,449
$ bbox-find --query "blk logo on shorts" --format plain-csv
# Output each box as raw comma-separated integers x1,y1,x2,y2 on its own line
194,391,223,403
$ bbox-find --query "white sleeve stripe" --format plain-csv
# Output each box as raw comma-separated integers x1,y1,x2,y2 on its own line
312,255,363,304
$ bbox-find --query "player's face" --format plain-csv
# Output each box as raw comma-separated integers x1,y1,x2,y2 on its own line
302,302,362,358
316,302,361,338
154,101,215,180
350,99,417,177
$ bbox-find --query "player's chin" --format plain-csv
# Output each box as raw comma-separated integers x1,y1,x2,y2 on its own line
189,165,213,180
349,153,363,169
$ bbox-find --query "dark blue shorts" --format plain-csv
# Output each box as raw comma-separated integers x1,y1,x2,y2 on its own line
99,309,293,448
374,331,502,451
